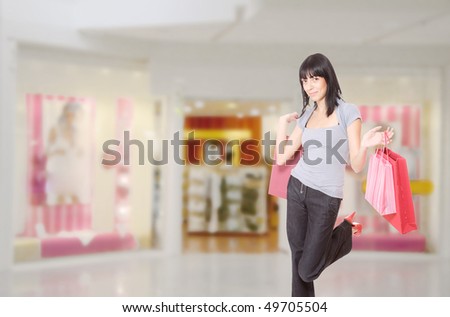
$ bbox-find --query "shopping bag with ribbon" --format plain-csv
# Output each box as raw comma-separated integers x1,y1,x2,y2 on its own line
268,139,302,199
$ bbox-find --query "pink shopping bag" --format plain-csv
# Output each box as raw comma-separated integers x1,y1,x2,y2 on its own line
268,147,302,199
365,149,397,215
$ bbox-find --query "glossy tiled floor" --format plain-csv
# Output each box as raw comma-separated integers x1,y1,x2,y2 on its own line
1,249,449,297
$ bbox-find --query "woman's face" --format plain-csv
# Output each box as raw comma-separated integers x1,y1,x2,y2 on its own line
301,75,327,104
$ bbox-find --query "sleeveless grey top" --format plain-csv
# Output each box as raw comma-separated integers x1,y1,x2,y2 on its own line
290,99,361,198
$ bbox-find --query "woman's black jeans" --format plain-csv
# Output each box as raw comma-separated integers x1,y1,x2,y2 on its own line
286,176,353,297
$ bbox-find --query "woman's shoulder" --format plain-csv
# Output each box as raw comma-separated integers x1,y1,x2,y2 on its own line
337,99,358,112
337,99,361,127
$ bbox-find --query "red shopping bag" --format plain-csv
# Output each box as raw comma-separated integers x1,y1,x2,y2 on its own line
365,149,397,215
268,147,302,199
382,148,417,234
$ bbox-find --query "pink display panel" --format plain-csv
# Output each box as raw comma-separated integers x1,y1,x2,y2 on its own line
114,98,133,234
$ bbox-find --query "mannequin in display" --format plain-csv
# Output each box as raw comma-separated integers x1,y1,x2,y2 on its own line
45,102,90,206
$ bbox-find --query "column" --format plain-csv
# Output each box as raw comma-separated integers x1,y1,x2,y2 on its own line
0,9,17,270
160,93,184,255
440,66,450,258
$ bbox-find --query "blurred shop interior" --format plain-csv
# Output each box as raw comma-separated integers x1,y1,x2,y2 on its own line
1,0,450,271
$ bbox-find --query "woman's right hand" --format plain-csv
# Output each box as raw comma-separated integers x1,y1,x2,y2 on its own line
279,112,300,124
361,126,394,149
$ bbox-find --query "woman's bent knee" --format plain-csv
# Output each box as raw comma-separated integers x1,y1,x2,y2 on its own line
298,266,318,283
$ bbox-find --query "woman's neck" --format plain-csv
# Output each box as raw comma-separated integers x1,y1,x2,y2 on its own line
315,101,327,114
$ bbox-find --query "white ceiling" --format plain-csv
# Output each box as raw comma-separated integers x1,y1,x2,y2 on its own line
84,0,450,47
12,0,450,114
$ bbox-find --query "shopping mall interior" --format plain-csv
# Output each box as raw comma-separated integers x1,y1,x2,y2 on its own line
1,0,450,296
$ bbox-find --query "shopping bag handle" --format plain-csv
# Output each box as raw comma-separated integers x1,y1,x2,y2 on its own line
379,131,389,161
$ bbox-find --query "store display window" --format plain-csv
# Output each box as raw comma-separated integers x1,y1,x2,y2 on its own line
16,94,140,261
344,104,433,252
183,116,269,235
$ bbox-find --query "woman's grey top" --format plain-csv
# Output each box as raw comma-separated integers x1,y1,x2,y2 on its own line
291,99,361,199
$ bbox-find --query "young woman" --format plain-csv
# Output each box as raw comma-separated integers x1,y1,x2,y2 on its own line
276,53,393,297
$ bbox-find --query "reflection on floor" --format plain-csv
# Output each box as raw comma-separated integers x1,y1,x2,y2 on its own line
183,227,279,253
3,250,450,297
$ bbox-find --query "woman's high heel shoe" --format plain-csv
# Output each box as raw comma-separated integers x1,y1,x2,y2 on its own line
351,222,362,236
344,211,363,236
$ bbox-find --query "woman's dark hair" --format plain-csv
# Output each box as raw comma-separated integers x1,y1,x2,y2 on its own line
298,53,342,117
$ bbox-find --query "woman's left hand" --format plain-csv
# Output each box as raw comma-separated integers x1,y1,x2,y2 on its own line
361,126,394,149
